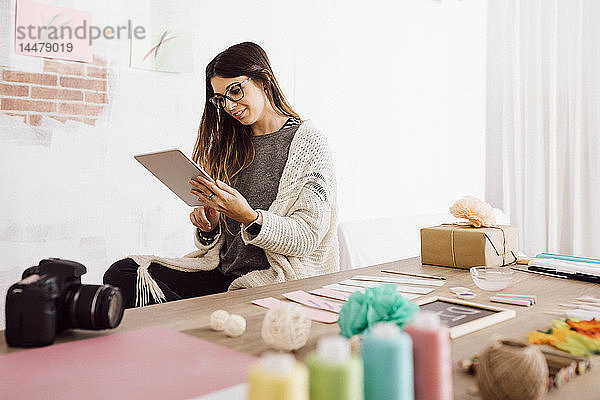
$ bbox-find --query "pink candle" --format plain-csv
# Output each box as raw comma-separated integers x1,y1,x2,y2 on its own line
405,312,453,400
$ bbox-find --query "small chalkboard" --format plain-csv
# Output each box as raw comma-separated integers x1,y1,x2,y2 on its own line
415,297,516,338
420,300,497,327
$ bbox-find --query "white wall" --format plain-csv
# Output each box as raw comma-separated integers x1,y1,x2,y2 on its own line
295,0,488,221
0,0,487,291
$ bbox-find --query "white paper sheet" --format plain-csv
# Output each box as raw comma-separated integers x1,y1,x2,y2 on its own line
338,279,435,295
351,274,446,287
187,383,247,400
323,283,421,300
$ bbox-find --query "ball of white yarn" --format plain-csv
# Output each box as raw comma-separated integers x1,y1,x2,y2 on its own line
210,309,230,331
261,303,312,351
224,314,246,337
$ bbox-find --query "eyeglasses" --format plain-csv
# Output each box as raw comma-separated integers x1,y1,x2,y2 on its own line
209,77,251,109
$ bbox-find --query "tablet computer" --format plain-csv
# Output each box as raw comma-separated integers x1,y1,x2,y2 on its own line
134,149,214,207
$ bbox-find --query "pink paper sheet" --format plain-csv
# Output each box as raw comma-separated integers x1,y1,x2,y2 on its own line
252,297,339,324
0,327,256,400
15,0,94,62
310,287,352,302
283,290,344,313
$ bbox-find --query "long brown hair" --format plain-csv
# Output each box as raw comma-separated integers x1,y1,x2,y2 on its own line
192,42,301,186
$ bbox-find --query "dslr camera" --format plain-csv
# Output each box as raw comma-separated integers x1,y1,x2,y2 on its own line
5,258,124,347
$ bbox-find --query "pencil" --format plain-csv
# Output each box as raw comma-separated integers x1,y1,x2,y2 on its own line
381,269,446,280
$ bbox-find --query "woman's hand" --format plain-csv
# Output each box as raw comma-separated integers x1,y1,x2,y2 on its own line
189,177,258,225
190,205,220,232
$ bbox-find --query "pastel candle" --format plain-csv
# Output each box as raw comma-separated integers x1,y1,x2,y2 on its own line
307,336,363,400
405,312,453,400
247,352,308,400
362,323,414,400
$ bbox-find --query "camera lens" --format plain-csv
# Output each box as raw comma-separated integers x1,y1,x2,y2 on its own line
66,285,124,330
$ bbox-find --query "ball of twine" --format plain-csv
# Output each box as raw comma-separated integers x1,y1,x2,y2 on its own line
261,303,312,351
477,339,548,400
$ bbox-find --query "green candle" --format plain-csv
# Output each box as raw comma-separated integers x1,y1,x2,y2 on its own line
307,336,363,400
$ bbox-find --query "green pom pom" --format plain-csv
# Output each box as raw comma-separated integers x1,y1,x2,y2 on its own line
338,283,419,338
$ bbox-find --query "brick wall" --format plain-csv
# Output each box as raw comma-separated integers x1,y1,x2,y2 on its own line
0,56,109,126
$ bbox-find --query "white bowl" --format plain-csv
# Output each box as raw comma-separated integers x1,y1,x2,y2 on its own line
470,267,513,291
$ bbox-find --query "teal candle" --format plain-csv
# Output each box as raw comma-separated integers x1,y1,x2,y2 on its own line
362,323,414,400
307,336,363,400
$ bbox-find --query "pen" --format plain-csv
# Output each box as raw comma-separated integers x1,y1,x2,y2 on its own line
528,266,600,283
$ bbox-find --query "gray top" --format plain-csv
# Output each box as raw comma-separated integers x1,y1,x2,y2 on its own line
218,119,301,276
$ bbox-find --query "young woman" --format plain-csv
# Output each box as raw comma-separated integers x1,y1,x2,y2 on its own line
104,42,338,308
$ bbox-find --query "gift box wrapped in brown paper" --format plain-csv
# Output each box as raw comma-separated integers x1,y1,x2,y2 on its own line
420,224,519,269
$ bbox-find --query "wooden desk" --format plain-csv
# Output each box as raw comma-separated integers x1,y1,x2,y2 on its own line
2,257,598,399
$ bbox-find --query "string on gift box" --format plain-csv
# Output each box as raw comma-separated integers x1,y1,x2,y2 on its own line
444,223,517,267
483,228,517,266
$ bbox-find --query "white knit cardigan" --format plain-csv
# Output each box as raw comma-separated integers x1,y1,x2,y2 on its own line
130,120,339,306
